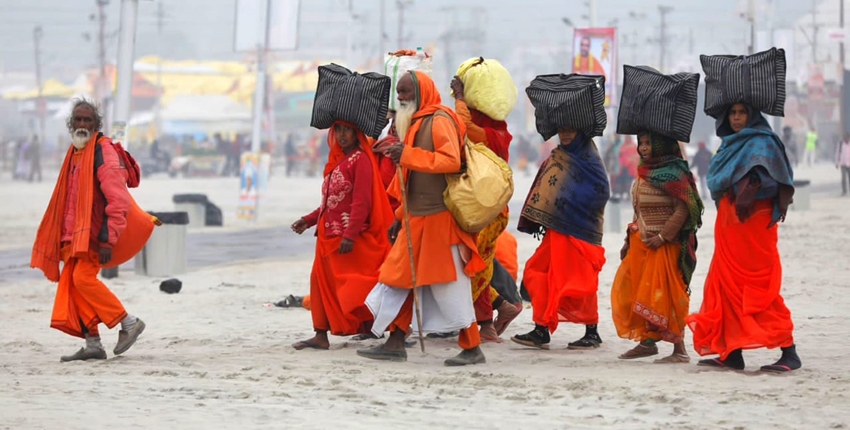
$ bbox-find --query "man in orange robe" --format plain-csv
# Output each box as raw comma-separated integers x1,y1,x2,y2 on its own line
31,99,147,362
449,75,520,342
358,71,486,366
291,121,394,350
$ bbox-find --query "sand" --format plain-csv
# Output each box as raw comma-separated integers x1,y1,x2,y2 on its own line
0,164,848,430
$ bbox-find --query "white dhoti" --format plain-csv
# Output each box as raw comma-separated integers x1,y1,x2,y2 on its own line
366,245,475,337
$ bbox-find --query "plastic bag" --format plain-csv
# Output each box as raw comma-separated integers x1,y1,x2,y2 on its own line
384,50,433,111
454,57,517,121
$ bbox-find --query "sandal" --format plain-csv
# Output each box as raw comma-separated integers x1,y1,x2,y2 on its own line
654,353,690,364
350,333,382,341
618,343,659,359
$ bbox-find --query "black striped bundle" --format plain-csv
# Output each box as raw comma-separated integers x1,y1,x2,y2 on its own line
701,47,786,119
617,65,699,142
525,73,607,140
311,63,391,139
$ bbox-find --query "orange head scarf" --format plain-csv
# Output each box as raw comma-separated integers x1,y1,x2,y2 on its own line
405,71,467,140
324,120,395,237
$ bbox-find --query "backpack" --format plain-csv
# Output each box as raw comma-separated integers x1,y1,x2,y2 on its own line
111,141,141,188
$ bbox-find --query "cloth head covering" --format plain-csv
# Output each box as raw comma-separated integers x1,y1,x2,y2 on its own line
708,103,794,224
636,131,704,287
517,132,610,245
324,119,394,242
403,70,466,144
715,103,772,138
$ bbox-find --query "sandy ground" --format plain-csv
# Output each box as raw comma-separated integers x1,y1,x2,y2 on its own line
0,163,848,429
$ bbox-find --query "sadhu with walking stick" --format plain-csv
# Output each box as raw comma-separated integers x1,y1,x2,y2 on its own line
359,70,487,366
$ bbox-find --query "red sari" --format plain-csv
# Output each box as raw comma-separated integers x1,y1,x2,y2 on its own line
686,198,794,359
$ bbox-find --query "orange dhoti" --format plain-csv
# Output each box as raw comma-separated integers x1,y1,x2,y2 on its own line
309,223,384,336
611,230,690,343
51,245,127,338
687,198,794,360
523,230,606,332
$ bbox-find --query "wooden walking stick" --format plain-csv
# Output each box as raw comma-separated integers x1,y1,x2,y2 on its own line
395,163,426,353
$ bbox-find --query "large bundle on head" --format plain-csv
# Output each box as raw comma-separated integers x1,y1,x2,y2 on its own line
311,63,391,139
525,73,607,140
617,65,699,142
453,57,517,121
384,49,433,111
701,47,786,119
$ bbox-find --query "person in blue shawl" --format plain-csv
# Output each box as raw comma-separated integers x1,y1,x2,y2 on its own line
686,102,801,373
511,126,610,350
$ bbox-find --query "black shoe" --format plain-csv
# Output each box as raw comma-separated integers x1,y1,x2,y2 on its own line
567,333,603,350
510,325,550,350
760,344,802,373
698,348,745,370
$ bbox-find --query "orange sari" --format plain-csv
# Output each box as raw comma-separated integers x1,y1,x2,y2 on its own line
309,122,394,335
611,230,690,343
686,198,794,359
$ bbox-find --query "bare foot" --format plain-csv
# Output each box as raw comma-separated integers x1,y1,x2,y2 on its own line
479,323,503,343
654,353,691,364
292,331,330,350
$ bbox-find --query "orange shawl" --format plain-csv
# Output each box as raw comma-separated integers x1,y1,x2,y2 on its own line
31,136,97,282
31,135,158,282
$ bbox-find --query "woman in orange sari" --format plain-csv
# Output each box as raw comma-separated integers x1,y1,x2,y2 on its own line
291,121,394,350
611,132,703,363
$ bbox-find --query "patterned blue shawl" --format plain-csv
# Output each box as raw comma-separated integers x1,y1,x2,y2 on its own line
518,133,610,245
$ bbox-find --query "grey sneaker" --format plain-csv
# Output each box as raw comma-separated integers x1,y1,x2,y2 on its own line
60,347,107,362
444,347,486,366
114,319,146,355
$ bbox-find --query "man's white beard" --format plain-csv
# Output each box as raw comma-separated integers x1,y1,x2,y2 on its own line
72,129,90,149
394,101,417,140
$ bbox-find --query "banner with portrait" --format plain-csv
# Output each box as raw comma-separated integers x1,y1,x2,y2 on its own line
572,27,617,106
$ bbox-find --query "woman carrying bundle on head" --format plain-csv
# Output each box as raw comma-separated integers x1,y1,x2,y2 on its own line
511,73,610,351
687,48,800,373
610,66,704,363
291,65,395,350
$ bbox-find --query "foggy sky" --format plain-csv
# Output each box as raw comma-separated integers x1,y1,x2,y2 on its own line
0,0,813,81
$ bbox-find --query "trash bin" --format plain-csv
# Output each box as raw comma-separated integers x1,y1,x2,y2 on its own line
173,194,207,228
204,200,223,227
605,197,625,233
135,211,189,277
792,179,810,211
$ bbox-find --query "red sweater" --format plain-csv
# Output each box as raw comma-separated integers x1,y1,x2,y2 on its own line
61,135,131,250
303,148,373,241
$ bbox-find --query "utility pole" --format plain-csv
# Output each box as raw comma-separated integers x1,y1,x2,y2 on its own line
103,0,141,280
379,0,386,58
658,5,673,73
33,25,45,145
96,0,109,109
396,0,406,48
154,0,164,138
250,0,271,154
841,0,846,134
812,0,819,62
748,0,756,54
589,0,598,27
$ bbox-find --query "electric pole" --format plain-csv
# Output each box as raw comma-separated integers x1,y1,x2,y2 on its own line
396,0,407,48
96,0,109,109
154,0,164,137
379,0,386,58
33,25,46,145
841,0,846,134
658,5,673,73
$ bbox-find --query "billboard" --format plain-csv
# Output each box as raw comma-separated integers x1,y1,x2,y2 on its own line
572,27,617,106
234,0,301,52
